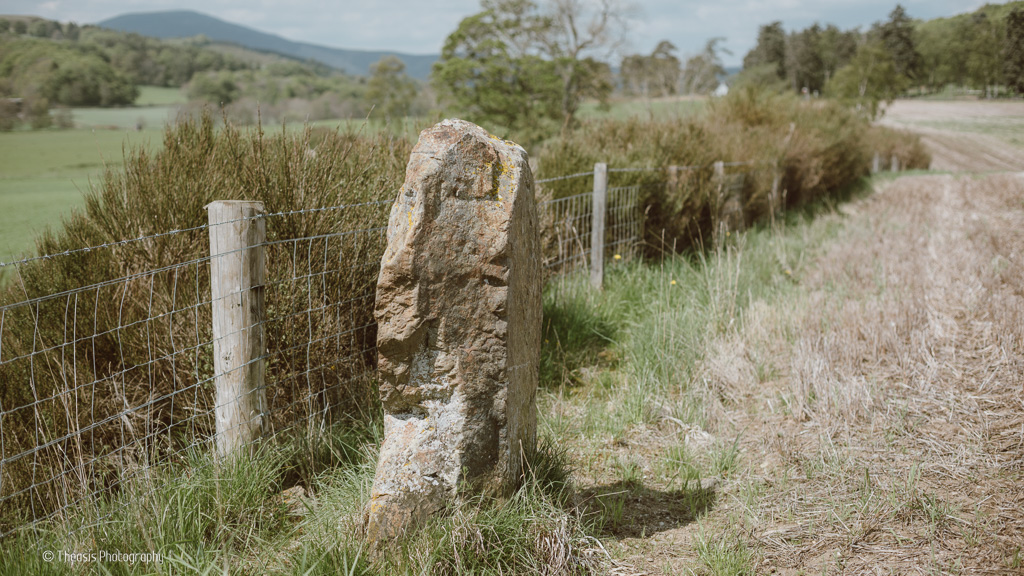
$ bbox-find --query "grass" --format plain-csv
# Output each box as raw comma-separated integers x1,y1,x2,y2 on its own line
899,117,1024,147
135,86,188,107
71,106,180,130
576,96,707,121
0,419,592,576
0,127,164,262
0,179,842,573
6,169,1020,573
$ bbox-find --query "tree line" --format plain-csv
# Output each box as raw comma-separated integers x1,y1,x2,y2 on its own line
426,0,1024,140
0,16,430,130
738,3,1024,116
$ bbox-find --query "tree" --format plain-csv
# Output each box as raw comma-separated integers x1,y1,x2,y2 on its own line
819,24,858,84
1006,9,1024,94
879,4,922,81
827,40,907,119
27,96,52,129
681,38,728,94
30,21,49,38
431,0,624,136
432,0,561,133
621,40,680,98
366,56,417,120
0,20,10,34
63,22,80,42
542,0,627,129
966,13,1004,96
915,15,970,88
13,21,26,35
187,72,239,105
742,21,786,81
787,24,825,93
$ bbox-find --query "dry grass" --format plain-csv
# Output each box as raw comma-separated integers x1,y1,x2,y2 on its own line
540,171,1024,575
879,100,1024,171
687,173,1024,574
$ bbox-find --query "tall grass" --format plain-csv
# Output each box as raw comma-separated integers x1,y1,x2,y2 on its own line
539,188,854,443
0,86,931,565
0,420,595,576
0,112,410,534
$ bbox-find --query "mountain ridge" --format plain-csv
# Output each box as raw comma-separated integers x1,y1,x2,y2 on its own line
97,10,437,79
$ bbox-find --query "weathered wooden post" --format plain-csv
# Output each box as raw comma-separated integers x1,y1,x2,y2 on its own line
714,162,745,242
366,119,541,545
713,161,726,242
769,167,783,224
667,165,680,197
872,152,881,174
891,155,900,172
207,200,267,459
590,162,608,290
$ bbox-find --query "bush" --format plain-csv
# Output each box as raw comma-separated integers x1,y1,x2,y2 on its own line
534,87,880,254
0,112,410,534
862,125,932,170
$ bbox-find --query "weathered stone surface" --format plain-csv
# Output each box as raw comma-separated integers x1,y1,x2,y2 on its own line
365,119,542,544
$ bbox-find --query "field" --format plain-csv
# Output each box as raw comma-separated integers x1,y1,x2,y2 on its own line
880,99,1024,171
0,94,704,264
0,127,166,262
1,96,1023,574
0,87,188,262
577,95,706,121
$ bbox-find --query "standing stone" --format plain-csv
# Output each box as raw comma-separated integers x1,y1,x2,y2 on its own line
365,119,542,544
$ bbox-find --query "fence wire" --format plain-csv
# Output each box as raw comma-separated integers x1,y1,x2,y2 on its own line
0,162,730,541
538,192,593,276
0,201,392,541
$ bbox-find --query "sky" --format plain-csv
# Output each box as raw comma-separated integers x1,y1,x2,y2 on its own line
1,0,995,66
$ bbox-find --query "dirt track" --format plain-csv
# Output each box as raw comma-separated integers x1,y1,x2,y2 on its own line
616,175,1024,575
606,104,1024,574
879,100,1024,172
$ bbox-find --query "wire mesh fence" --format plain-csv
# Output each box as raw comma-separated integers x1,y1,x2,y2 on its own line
0,201,392,540
0,225,216,540
538,191,593,276
606,185,643,261
0,157,757,540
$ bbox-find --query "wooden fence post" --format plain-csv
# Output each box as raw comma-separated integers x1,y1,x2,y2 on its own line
771,123,796,226
590,163,607,290
667,165,680,197
769,166,783,225
891,155,899,172
713,161,726,242
872,152,881,174
207,200,267,459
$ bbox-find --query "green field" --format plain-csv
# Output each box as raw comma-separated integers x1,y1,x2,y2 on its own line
578,96,706,120
0,94,703,264
0,127,164,263
135,85,188,106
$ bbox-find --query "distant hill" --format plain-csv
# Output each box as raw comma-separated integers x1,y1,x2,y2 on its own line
97,10,437,79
